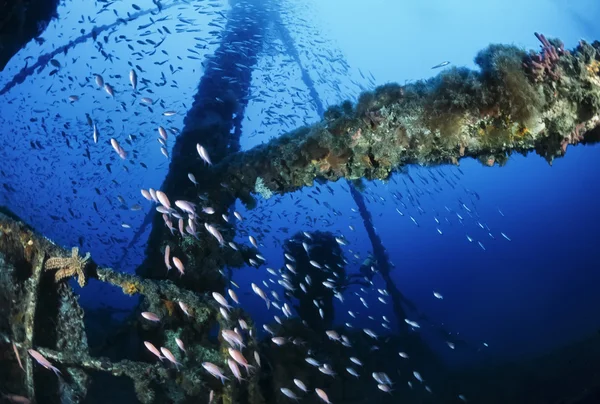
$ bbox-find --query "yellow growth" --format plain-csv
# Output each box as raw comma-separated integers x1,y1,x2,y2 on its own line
516,125,531,138
121,281,140,295
586,60,600,75
163,299,175,316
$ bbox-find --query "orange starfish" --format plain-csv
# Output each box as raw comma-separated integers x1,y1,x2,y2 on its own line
44,247,90,287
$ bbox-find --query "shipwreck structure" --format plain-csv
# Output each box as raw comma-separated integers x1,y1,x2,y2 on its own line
0,0,59,71
212,36,600,200
1,0,600,399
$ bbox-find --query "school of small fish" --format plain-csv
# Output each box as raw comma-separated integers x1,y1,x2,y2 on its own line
0,0,373,272
0,0,521,402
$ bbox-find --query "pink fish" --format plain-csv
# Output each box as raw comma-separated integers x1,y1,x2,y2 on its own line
178,301,191,316
155,191,171,209
172,257,185,276
222,330,245,349
188,219,197,237
205,223,225,245
315,388,332,404
144,341,164,361
228,348,254,374
28,349,61,376
164,245,172,272
178,218,185,236
175,338,186,353
228,359,244,382
175,200,195,215
212,292,232,311
202,362,228,384
148,188,158,203
141,189,152,201
141,312,160,322
2,393,31,404
160,347,182,369
13,342,23,371
164,217,175,235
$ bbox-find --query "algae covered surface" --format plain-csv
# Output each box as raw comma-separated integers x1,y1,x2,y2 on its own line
213,39,600,203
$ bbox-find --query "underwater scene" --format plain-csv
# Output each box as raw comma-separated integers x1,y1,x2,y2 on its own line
1,0,600,402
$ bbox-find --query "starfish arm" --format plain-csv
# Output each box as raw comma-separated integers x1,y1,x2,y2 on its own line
44,257,71,271
55,267,76,282
76,266,87,287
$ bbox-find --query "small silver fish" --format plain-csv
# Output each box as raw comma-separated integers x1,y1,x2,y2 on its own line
293,378,308,392
196,143,212,165
129,69,137,90
431,61,450,69
104,83,114,97
280,388,299,400
94,74,104,87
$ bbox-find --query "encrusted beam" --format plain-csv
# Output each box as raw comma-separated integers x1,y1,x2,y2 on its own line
0,210,228,403
30,346,169,404
210,37,600,201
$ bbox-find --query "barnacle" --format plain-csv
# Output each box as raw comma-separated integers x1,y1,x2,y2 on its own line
44,247,90,287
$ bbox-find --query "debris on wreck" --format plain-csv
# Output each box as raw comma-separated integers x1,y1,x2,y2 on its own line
0,210,263,403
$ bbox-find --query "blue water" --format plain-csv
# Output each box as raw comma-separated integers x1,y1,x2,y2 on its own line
1,0,600,402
